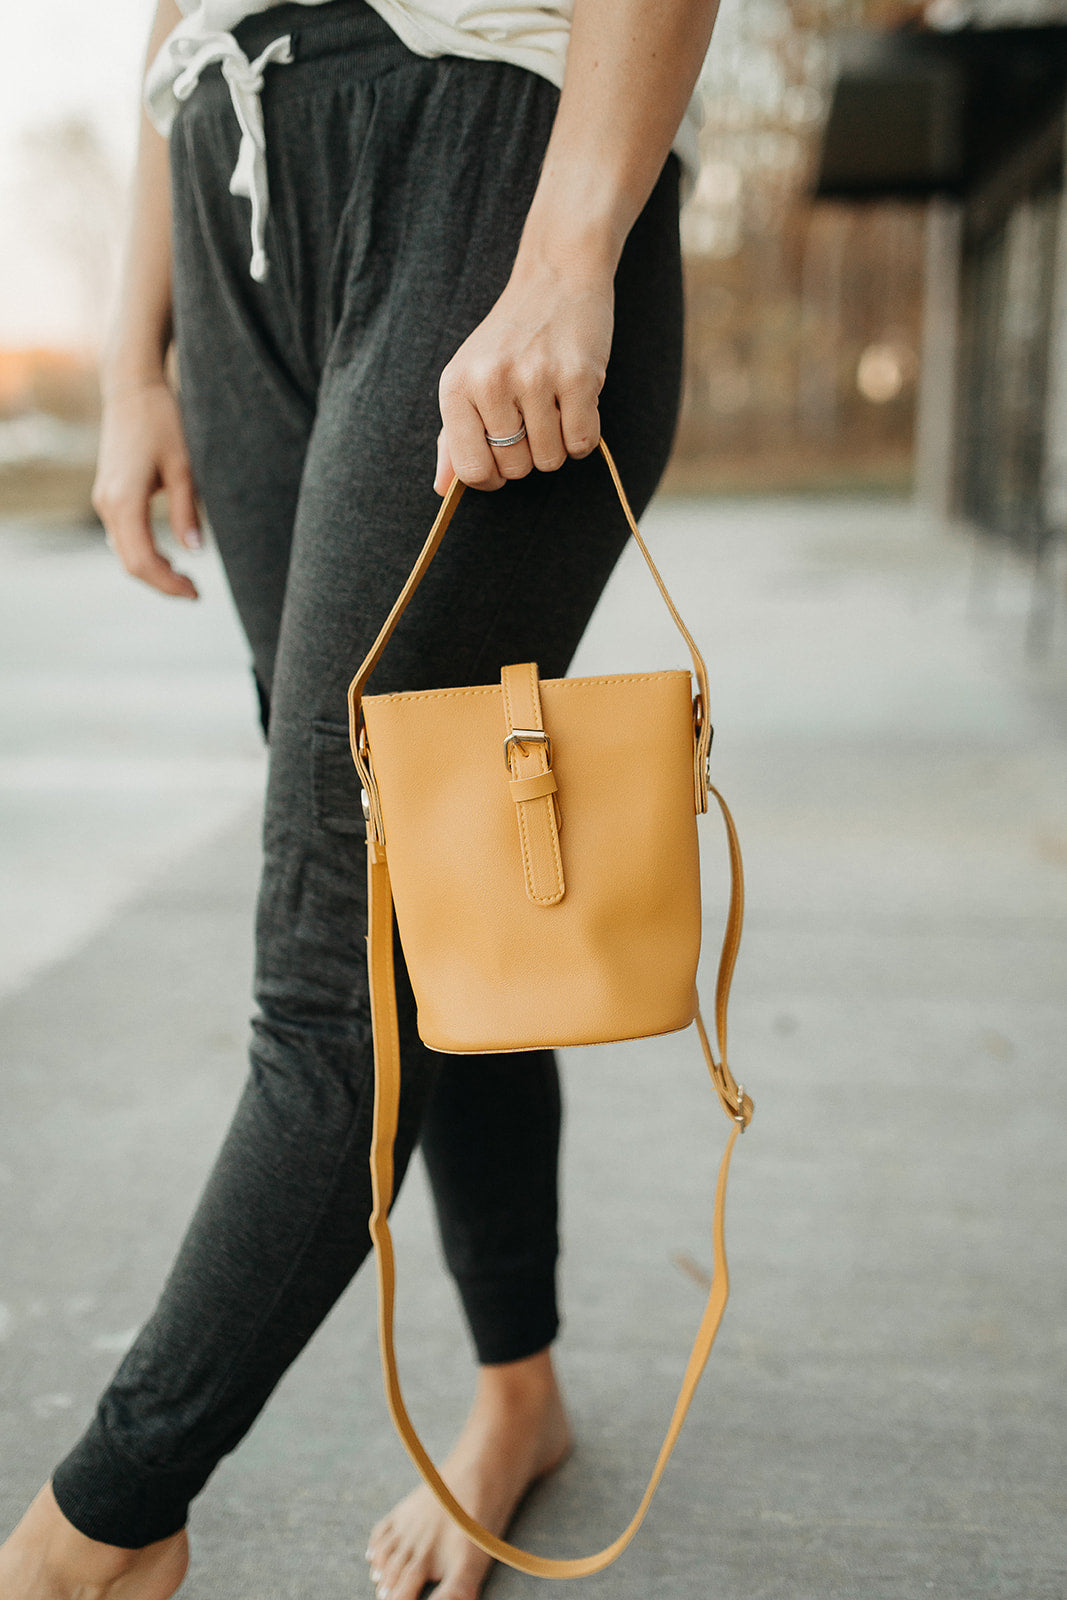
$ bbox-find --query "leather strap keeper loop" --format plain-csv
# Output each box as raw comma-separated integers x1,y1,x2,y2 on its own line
508,770,558,803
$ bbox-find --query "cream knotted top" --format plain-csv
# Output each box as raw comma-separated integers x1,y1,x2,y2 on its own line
144,0,702,283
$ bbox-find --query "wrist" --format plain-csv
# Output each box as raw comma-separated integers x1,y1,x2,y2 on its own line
100,371,169,404
511,190,628,292
100,328,172,401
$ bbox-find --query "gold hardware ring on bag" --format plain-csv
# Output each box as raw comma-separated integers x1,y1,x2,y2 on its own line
347,437,753,1580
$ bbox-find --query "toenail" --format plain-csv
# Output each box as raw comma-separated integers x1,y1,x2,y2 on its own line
370,1569,381,1581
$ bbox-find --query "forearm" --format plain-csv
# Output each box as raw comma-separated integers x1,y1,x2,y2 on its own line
100,0,183,395
514,0,719,285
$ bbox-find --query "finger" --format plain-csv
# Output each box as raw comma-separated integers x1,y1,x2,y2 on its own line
558,369,603,459
483,409,533,481
522,393,568,475
106,497,198,600
433,429,455,496
132,543,200,601
440,370,504,491
162,455,203,550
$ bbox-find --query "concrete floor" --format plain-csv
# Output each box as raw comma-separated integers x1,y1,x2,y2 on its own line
1,498,1065,1599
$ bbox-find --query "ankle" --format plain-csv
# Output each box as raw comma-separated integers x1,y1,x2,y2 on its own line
45,1541,140,1592
52,1490,143,1573
9,1483,148,1592
475,1347,560,1411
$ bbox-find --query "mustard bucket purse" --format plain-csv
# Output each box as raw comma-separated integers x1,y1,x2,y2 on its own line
348,438,753,1579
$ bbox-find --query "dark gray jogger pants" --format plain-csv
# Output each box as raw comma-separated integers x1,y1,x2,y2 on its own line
51,0,684,1546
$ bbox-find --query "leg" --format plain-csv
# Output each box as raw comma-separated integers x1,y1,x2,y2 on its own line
27,36,580,1568
0,49,321,1600
41,48,470,1555
420,1052,563,1367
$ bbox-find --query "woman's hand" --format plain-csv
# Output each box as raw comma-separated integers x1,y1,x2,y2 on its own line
92,379,202,599
433,0,722,496
434,258,614,494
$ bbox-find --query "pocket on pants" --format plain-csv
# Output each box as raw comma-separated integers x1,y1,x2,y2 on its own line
311,719,364,834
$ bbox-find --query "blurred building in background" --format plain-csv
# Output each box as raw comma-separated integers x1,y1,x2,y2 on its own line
816,0,1067,593
4,0,1067,525
669,0,926,492
0,114,121,518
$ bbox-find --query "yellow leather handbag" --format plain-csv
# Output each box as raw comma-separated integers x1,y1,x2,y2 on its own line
347,438,753,1580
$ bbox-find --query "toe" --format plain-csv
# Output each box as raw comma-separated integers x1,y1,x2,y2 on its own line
388,1545,435,1600
367,1513,395,1556
425,1543,491,1600
368,1526,401,1583
378,1540,417,1596
428,1578,481,1600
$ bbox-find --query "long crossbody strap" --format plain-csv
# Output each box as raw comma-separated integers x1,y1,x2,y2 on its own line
349,439,714,829
364,785,752,1580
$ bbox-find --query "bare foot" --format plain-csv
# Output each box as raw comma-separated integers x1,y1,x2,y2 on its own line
365,1348,572,1600
0,1481,189,1600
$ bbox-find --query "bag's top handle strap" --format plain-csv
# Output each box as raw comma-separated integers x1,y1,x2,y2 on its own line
347,439,713,825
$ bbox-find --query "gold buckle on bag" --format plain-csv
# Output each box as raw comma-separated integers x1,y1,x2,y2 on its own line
504,729,552,773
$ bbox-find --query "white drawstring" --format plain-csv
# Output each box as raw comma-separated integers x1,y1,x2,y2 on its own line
172,32,294,283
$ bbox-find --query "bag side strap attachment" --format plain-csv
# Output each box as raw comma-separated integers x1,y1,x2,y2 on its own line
365,785,751,1581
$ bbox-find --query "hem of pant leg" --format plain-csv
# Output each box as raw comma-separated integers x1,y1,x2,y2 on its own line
49,1089,380,1550
50,1416,209,1548
456,1268,560,1368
